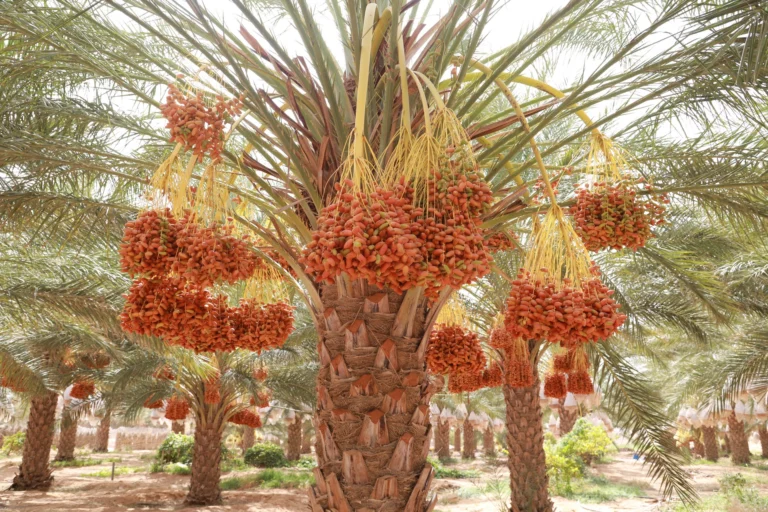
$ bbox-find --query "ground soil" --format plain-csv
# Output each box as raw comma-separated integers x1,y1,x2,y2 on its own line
1,449,766,511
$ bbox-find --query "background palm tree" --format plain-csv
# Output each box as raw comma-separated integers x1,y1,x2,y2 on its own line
1,0,768,510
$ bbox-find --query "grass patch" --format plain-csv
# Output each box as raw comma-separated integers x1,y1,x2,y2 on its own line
220,469,314,491
552,475,648,503
427,456,481,479
82,466,145,478
221,458,247,473
52,458,103,468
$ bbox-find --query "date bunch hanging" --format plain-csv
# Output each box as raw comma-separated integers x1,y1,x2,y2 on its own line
119,209,294,354
164,395,190,421
69,381,95,400
160,83,243,164
301,105,494,301
504,206,626,351
228,409,262,428
571,132,668,252
571,180,667,251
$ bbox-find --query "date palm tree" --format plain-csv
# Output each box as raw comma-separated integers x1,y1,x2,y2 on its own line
2,0,768,510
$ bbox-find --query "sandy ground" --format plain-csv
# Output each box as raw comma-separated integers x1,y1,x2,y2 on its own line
0,450,766,511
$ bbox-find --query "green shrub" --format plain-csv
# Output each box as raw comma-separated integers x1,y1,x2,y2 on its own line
2,432,25,455
165,462,191,475
244,443,287,468
544,443,582,494
290,455,317,470
557,419,613,467
156,433,194,465
220,469,314,490
426,456,481,479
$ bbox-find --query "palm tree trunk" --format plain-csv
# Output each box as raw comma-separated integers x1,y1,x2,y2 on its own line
454,425,462,455
462,418,475,459
186,403,225,505
309,282,438,512
692,429,705,458
702,426,719,462
11,392,58,490
727,413,750,465
483,426,495,457
723,432,731,455
301,421,312,454
557,402,578,436
503,371,553,512
55,406,77,462
287,420,302,461
241,426,255,454
758,425,768,459
436,420,450,459
94,410,111,453
172,421,185,434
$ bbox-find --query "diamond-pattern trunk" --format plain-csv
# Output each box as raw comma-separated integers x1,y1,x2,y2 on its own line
462,418,475,459
503,373,553,512
557,402,578,436
727,413,750,465
287,420,302,461
436,420,450,459
308,283,439,512
454,426,461,455
483,426,495,457
691,429,705,458
186,404,224,505
302,421,312,454
11,392,58,490
701,426,719,462
241,426,255,454
758,425,768,459
94,410,111,453
55,407,77,462
172,421,185,434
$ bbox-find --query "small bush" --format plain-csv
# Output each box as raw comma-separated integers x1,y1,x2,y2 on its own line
2,432,25,455
244,443,287,468
557,419,614,467
220,469,314,490
426,456,481,479
290,455,317,470
165,462,191,475
221,458,247,473
544,444,581,494
156,433,194,465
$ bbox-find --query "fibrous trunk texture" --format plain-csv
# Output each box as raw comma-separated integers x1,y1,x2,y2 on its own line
503,371,553,512
11,392,58,490
758,425,768,459
186,403,224,505
454,426,462,455
172,421,185,434
462,419,475,459
94,410,111,453
287,420,302,461
55,407,77,462
483,427,495,457
309,282,439,512
702,426,719,462
241,427,255,454
558,402,578,436
436,420,450,460
302,421,312,454
692,429,705,458
727,413,750,465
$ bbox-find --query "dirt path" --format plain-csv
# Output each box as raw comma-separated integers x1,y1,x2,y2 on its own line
1,450,766,511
